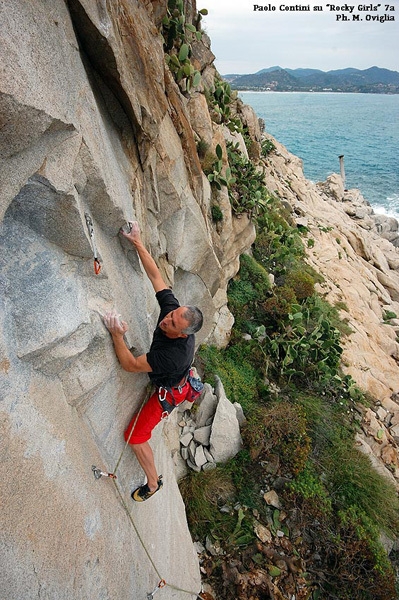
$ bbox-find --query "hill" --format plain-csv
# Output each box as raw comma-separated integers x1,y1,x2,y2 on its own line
227,66,399,93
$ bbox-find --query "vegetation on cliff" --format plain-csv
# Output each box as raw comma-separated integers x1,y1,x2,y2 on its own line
186,208,399,599
161,0,207,93
180,80,399,599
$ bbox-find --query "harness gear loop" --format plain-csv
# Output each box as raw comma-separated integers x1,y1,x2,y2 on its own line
92,465,117,480
84,213,101,275
147,580,166,599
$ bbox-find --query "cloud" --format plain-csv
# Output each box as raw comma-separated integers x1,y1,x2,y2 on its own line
202,0,399,73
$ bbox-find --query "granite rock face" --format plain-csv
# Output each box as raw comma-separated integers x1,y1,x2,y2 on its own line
0,1,255,598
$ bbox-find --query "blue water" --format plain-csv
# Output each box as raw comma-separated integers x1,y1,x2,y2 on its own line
239,92,399,217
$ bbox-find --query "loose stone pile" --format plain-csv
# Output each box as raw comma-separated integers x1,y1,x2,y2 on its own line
179,376,245,472
355,392,399,490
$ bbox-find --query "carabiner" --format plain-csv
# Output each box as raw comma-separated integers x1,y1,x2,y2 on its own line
85,213,101,275
92,465,117,480
94,258,101,275
147,580,166,599
158,387,168,402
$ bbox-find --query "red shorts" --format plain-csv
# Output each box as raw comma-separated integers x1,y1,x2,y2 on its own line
124,383,191,445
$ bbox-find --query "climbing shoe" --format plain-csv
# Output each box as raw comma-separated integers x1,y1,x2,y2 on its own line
131,475,163,502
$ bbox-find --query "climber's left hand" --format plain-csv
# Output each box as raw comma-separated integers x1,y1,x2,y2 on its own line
103,311,128,336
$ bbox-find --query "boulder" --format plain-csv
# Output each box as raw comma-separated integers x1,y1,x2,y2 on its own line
195,384,218,428
209,377,242,463
194,426,212,446
179,377,244,472
195,445,208,468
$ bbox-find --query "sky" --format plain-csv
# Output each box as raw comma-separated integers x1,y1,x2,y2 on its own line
201,0,399,74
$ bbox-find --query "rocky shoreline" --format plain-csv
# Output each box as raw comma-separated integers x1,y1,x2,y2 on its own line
256,131,399,491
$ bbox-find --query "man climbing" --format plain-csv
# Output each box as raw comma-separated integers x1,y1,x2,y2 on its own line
103,222,203,502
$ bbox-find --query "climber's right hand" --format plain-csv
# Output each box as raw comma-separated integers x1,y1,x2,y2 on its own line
120,220,141,245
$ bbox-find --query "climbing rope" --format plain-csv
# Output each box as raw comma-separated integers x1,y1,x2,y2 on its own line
92,385,151,481
92,387,205,599
111,385,151,477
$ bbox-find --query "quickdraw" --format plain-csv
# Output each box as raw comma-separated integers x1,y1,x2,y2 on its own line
147,580,166,599
85,213,101,275
92,465,117,480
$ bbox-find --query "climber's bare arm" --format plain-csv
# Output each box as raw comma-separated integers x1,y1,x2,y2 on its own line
103,311,152,373
120,221,167,293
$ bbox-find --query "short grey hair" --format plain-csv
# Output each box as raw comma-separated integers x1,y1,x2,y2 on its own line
182,306,203,335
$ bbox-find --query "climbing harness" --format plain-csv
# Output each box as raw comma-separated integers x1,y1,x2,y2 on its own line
91,465,117,480
147,579,166,599
157,369,204,417
84,213,101,274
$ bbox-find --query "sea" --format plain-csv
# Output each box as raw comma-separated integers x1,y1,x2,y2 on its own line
239,92,399,218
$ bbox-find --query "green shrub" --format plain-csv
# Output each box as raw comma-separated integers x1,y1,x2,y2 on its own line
225,450,261,508
196,138,209,159
289,461,332,512
207,144,236,190
261,137,276,156
243,401,311,476
255,302,343,384
206,79,242,133
254,211,305,276
383,310,397,322
284,269,315,300
324,441,399,535
305,294,353,337
179,467,236,541
228,254,272,331
238,253,271,298
200,149,217,176
161,0,203,93
198,344,260,413
211,204,223,222
262,285,297,318
323,507,398,599
226,141,271,216
294,390,399,535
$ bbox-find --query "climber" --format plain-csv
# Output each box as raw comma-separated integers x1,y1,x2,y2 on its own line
103,221,203,502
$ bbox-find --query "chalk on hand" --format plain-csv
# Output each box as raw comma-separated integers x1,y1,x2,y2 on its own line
120,222,132,234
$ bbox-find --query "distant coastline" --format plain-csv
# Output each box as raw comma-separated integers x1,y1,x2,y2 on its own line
225,66,399,94
234,89,398,94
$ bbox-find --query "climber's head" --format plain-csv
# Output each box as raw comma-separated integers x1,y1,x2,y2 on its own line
159,306,203,338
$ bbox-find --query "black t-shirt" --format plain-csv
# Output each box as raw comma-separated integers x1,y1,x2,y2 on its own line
146,289,195,388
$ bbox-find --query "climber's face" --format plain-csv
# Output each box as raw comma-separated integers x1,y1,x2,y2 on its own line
159,307,190,338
